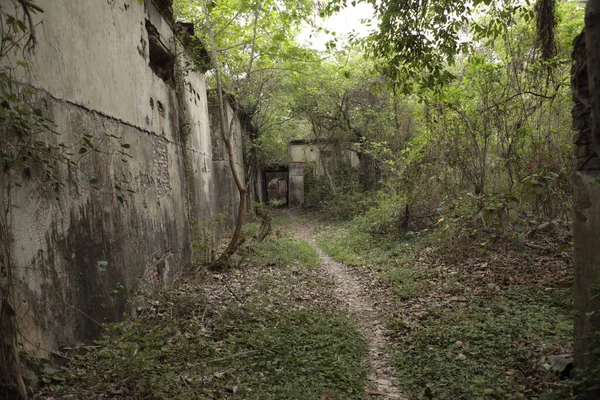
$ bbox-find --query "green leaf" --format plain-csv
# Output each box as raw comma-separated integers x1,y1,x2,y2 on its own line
541,363,552,371
532,184,545,195
97,260,108,271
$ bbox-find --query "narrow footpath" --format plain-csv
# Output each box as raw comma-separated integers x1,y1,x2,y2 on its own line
40,213,408,399
292,221,405,400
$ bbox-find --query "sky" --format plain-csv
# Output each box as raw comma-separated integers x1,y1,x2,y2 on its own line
296,3,375,51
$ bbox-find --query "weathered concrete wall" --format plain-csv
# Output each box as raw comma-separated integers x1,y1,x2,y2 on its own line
289,163,305,207
289,142,360,176
1,0,249,354
208,97,246,232
573,172,600,364
287,141,359,206
571,29,600,391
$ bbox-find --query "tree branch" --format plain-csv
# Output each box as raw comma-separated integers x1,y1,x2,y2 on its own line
17,0,44,51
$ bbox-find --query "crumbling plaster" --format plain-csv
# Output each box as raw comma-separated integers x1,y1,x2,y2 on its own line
2,0,249,353
208,97,246,232
287,141,359,207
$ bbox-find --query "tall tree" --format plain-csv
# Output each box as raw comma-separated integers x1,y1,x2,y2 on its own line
175,0,314,263
335,0,597,391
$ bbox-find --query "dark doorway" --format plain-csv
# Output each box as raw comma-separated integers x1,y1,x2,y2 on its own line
262,165,289,207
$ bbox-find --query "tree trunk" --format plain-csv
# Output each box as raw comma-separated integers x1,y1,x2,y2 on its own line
572,1,600,395
203,0,258,265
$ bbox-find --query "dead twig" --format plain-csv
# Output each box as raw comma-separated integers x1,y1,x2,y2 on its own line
56,295,107,332
222,278,242,302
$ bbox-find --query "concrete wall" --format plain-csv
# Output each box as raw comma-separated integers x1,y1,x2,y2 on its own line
287,141,359,206
571,30,600,384
1,0,248,354
208,97,246,232
289,163,305,208
289,142,360,175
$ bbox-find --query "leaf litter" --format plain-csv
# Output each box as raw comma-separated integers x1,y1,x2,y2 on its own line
39,234,369,400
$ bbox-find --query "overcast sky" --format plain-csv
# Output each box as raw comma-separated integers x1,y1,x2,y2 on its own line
296,3,375,51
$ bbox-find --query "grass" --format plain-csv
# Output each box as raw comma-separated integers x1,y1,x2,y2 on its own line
392,286,573,400
316,223,424,269
380,266,427,300
211,305,368,399
315,219,574,400
42,233,366,400
252,235,319,270
316,226,364,266
44,301,367,399
317,225,429,299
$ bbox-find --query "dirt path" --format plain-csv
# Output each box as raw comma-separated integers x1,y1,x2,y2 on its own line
291,221,406,400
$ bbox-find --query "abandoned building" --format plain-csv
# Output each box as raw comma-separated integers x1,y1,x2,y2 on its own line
258,139,360,207
1,0,258,355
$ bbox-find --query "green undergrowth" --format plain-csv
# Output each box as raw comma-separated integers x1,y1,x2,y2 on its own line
393,286,573,400
315,220,574,400
43,301,366,399
41,233,366,399
251,235,319,270
316,224,425,285
316,225,428,300
316,227,363,266
381,266,426,300
211,305,367,399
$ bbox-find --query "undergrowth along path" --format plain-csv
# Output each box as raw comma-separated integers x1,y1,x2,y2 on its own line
291,220,406,400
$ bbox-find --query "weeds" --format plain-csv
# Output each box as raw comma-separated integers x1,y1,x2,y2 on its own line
392,285,573,399
380,266,426,300
42,290,367,399
317,233,362,266
251,235,319,270
210,305,367,399
40,231,366,399
315,216,574,400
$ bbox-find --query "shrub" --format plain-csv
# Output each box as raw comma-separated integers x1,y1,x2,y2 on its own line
352,192,408,236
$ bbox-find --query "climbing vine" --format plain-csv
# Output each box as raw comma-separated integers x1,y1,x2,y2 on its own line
0,1,135,396
1,2,50,396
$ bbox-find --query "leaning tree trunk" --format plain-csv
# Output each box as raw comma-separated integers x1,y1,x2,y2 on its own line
202,0,259,265
571,1,600,396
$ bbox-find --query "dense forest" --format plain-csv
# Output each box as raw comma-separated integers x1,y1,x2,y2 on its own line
2,0,600,399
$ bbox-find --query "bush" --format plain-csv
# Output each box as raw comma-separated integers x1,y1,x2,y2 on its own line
303,164,373,221
352,192,408,236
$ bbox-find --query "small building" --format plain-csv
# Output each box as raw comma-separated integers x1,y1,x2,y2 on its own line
287,139,360,207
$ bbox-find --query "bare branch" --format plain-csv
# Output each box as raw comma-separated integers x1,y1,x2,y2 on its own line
17,0,44,51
